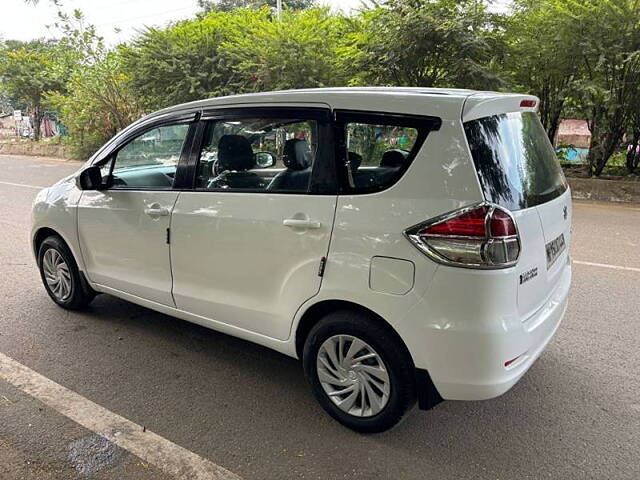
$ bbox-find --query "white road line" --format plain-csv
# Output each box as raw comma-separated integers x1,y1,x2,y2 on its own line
0,180,45,189
574,260,640,273
0,352,242,480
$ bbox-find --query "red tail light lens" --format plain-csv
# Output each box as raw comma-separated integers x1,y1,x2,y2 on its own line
520,99,537,108
406,204,520,269
419,206,488,237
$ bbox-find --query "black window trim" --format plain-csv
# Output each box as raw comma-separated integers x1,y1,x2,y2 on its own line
333,109,441,195
185,106,338,195
91,113,199,192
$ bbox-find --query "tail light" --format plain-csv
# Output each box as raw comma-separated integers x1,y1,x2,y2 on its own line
405,203,520,269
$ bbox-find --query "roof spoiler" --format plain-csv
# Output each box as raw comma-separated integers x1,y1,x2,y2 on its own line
462,93,539,123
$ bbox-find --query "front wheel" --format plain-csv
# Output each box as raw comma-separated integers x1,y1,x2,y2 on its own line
302,310,417,433
38,236,95,310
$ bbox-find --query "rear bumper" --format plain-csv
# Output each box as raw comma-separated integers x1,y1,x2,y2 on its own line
435,284,568,400
398,259,572,402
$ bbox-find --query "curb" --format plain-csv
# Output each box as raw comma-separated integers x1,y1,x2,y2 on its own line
567,177,640,204
0,142,71,159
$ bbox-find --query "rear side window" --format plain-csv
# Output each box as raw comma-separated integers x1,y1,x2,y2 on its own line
336,111,436,193
196,118,318,193
464,112,567,210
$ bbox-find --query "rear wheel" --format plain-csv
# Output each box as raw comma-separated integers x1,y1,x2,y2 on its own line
302,310,416,433
37,236,95,310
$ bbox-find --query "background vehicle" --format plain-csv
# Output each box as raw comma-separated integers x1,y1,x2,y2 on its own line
31,87,572,432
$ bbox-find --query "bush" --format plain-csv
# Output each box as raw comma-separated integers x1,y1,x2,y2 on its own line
47,52,143,160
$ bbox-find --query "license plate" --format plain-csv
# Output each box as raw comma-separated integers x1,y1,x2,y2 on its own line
545,233,566,269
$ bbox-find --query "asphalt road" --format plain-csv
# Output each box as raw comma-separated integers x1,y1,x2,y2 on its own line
0,154,639,479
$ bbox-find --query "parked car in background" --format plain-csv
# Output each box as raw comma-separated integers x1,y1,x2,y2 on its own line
31,87,572,432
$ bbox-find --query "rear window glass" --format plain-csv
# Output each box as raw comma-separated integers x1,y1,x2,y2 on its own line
464,112,567,210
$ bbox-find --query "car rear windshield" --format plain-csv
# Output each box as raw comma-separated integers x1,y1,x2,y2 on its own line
464,111,567,210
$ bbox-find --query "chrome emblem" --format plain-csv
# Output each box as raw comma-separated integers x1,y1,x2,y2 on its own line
563,205,568,220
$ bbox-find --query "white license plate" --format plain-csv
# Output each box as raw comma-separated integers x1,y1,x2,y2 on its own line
545,233,566,269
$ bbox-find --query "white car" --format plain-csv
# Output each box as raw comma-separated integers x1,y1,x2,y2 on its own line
31,88,572,432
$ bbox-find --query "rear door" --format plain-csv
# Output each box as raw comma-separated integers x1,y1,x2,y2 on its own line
169,106,337,340
463,109,571,319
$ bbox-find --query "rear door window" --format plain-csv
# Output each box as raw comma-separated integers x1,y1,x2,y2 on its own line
335,111,437,194
464,112,567,210
196,118,318,193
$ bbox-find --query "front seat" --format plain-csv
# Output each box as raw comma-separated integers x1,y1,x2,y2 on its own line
208,135,265,189
267,139,312,192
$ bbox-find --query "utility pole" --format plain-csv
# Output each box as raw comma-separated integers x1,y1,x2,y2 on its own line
276,0,282,20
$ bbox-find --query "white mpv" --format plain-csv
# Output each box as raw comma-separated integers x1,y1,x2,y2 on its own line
32,88,572,432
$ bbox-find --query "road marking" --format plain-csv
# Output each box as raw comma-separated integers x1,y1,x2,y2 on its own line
0,180,45,189
574,260,640,273
0,352,242,480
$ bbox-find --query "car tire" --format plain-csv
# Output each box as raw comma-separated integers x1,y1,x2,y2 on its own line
303,309,417,433
37,235,95,310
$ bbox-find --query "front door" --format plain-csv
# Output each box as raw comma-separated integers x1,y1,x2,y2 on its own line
170,107,337,340
77,122,192,306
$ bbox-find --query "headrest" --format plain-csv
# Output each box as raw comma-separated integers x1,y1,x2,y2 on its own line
218,135,254,171
348,151,362,172
283,139,312,170
380,149,407,168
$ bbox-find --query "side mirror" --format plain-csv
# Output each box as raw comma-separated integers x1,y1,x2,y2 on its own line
78,166,105,190
254,151,275,169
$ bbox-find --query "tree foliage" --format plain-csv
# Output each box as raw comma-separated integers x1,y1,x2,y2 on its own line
0,40,68,140
198,0,316,12
564,0,640,175
44,7,142,158
221,7,351,91
121,11,249,111
342,0,504,89
502,0,579,142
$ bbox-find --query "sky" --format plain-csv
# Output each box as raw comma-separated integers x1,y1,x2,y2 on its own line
0,0,364,45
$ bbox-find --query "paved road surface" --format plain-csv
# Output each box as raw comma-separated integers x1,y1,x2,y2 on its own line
0,154,638,479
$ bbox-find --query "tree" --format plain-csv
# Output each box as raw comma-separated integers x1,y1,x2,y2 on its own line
121,11,249,111
222,8,350,91
48,52,142,159
502,0,579,143
625,74,640,173
564,0,640,176
0,40,67,140
44,6,143,158
342,0,504,89
198,0,315,12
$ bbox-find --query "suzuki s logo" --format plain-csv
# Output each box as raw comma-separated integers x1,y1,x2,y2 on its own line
563,206,568,220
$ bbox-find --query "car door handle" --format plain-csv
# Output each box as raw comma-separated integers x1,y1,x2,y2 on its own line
144,205,170,217
283,218,321,229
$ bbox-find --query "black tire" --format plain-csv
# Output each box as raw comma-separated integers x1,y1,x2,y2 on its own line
302,309,417,433
37,235,95,310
